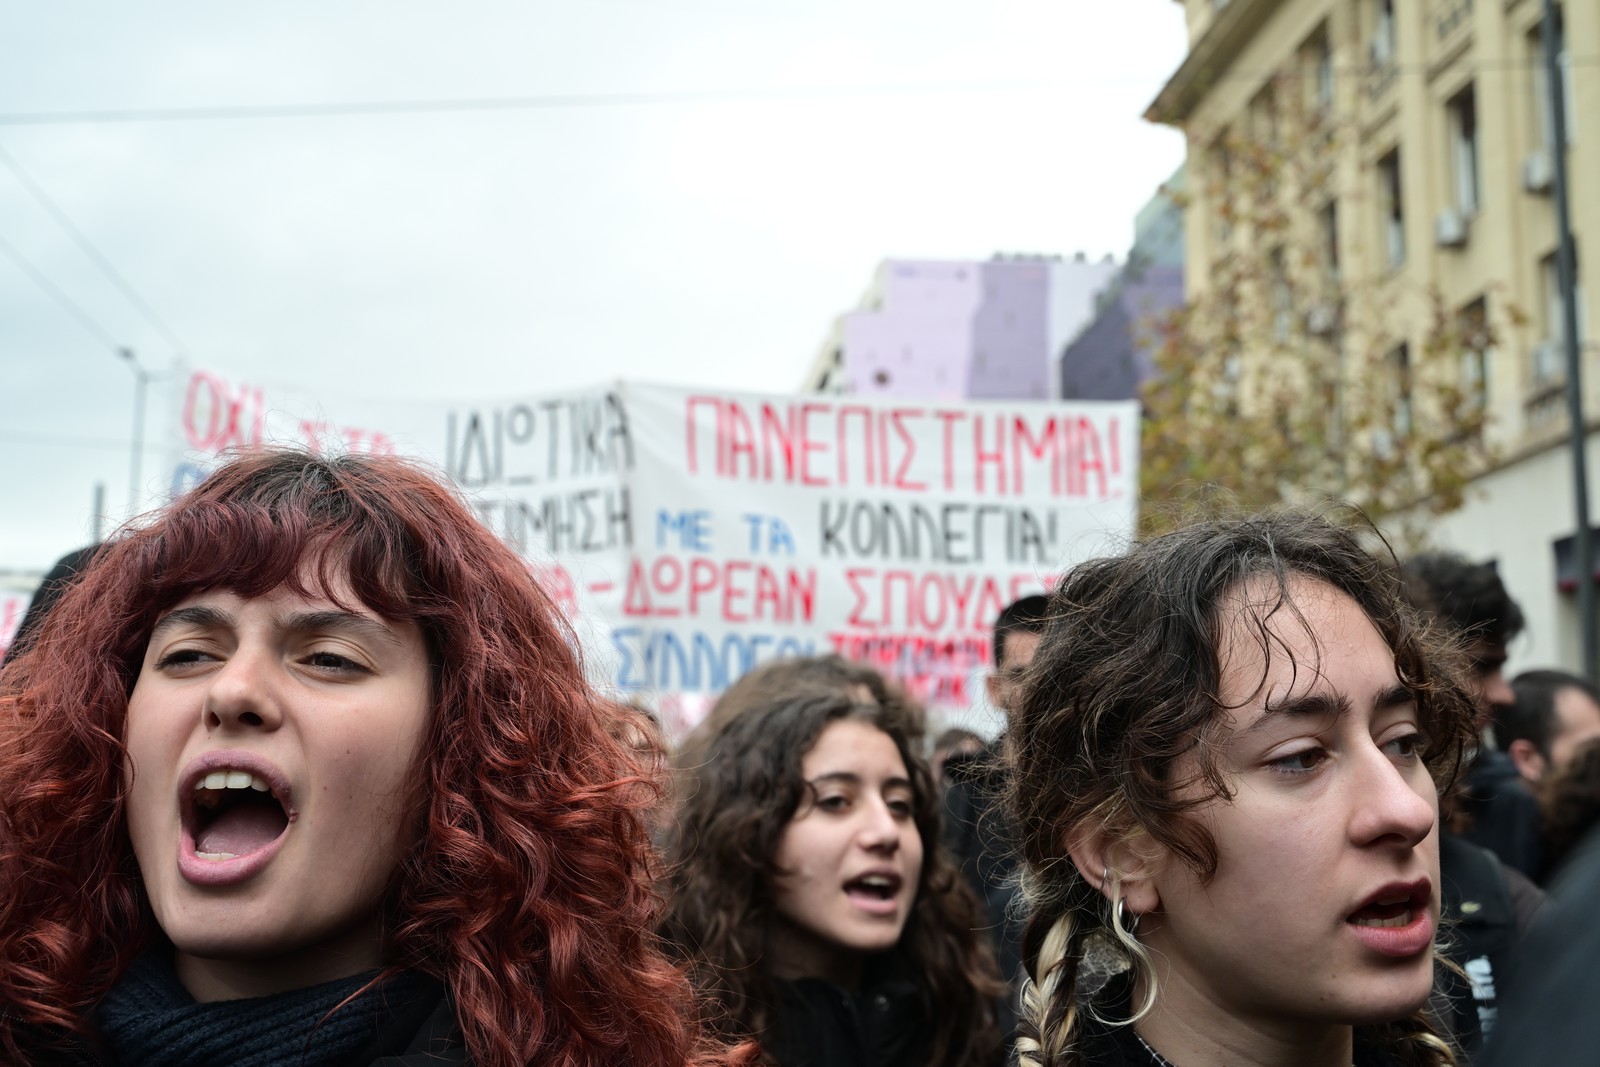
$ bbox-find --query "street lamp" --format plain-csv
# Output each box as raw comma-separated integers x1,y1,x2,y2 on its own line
117,347,153,519
1542,0,1596,678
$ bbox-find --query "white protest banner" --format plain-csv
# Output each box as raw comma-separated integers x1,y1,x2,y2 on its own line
613,385,1136,711
0,588,35,662
161,367,1138,728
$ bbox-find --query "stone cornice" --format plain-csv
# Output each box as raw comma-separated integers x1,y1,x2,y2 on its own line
1146,0,1281,127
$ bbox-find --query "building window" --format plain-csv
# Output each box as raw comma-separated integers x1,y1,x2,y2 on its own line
1313,29,1334,112
1212,132,1235,244
1378,150,1405,268
1459,297,1491,410
1449,85,1480,215
1532,9,1576,148
1299,24,1335,119
1389,343,1413,438
1319,201,1341,289
1372,0,1397,66
1540,249,1587,385
1270,247,1292,342
1251,82,1279,149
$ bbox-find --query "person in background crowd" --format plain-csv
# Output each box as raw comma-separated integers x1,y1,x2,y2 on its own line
931,726,985,786
1497,670,1600,789
1401,554,1539,874
1010,513,1476,1067
0,543,100,666
602,697,673,838
1535,736,1600,883
942,593,1051,1042
1400,552,1544,1055
0,449,747,1067
1480,737,1600,1064
663,689,1005,1067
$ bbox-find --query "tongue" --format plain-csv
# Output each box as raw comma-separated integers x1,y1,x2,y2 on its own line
196,805,287,857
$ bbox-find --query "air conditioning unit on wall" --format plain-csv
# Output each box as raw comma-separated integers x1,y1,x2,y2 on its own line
1533,339,1564,386
1435,208,1469,248
1523,148,1554,194
1305,302,1340,337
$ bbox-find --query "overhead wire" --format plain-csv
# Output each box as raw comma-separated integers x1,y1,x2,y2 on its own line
0,228,121,352
0,56,1591,126
0,81,1126,125
0,429,164,453
0,142,192,359
0,49,1586,360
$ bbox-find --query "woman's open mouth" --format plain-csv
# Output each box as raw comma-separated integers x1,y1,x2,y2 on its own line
1345,879,1433,957
191,771,289,859
177,758,296,886
843,872,905,916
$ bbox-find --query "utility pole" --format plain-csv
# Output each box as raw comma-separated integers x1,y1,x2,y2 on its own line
1543,0,1595,678
117,347,153,520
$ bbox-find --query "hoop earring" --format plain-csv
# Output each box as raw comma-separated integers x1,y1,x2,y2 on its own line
1104,865,1141,936
1115,897,1141,937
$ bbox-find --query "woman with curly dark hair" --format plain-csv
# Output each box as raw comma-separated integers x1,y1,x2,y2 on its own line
0,448,747,1067
1007,512,1479,1067
663,686,1005,1067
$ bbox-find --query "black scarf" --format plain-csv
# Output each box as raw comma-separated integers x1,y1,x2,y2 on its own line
96,951,439,1067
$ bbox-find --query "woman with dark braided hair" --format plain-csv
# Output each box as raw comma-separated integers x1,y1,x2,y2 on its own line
1007,513,1479,1067
0,448,748,1067
663,685,1005,1067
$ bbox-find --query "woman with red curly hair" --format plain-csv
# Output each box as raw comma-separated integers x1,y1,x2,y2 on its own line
0,448,745,1067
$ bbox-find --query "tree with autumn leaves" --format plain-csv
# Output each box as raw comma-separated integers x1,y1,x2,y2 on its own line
1139,76,1507,544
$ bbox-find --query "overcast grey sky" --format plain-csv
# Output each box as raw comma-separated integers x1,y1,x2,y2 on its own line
0,1,1186,573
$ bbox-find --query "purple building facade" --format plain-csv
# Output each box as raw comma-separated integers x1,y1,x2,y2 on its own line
1058,167,1186,404
835,255,1119,401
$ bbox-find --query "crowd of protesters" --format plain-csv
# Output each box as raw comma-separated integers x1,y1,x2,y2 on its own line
4,447,1600,1066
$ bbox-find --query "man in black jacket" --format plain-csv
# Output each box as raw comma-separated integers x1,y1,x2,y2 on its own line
1402,553,1545,1056
941,594,1048,1041
1402,553,1542,876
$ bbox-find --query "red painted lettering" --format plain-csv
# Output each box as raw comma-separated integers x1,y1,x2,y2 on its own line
890,408,926,490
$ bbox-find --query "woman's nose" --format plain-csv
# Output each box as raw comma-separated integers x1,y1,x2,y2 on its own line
857,800,903,852
1349,749,1435,848
201,651,284,732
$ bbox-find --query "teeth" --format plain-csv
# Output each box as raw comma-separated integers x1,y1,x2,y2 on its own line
859,875,892,887
195,771,271,793
1353,910,1413,929
195,850,237,861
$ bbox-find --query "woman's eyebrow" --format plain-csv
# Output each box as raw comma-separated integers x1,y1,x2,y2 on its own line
149,604,231,638
807,772,914,793
806,772,862,788
1247,683,1416,735
1251,691,1350,734
283,609,405,650
1372,684,1418,712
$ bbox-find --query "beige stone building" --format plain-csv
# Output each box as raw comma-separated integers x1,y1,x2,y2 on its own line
1148,0,1598,672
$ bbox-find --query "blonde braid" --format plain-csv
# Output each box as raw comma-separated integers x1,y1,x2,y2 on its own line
1016,909,1078,1067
